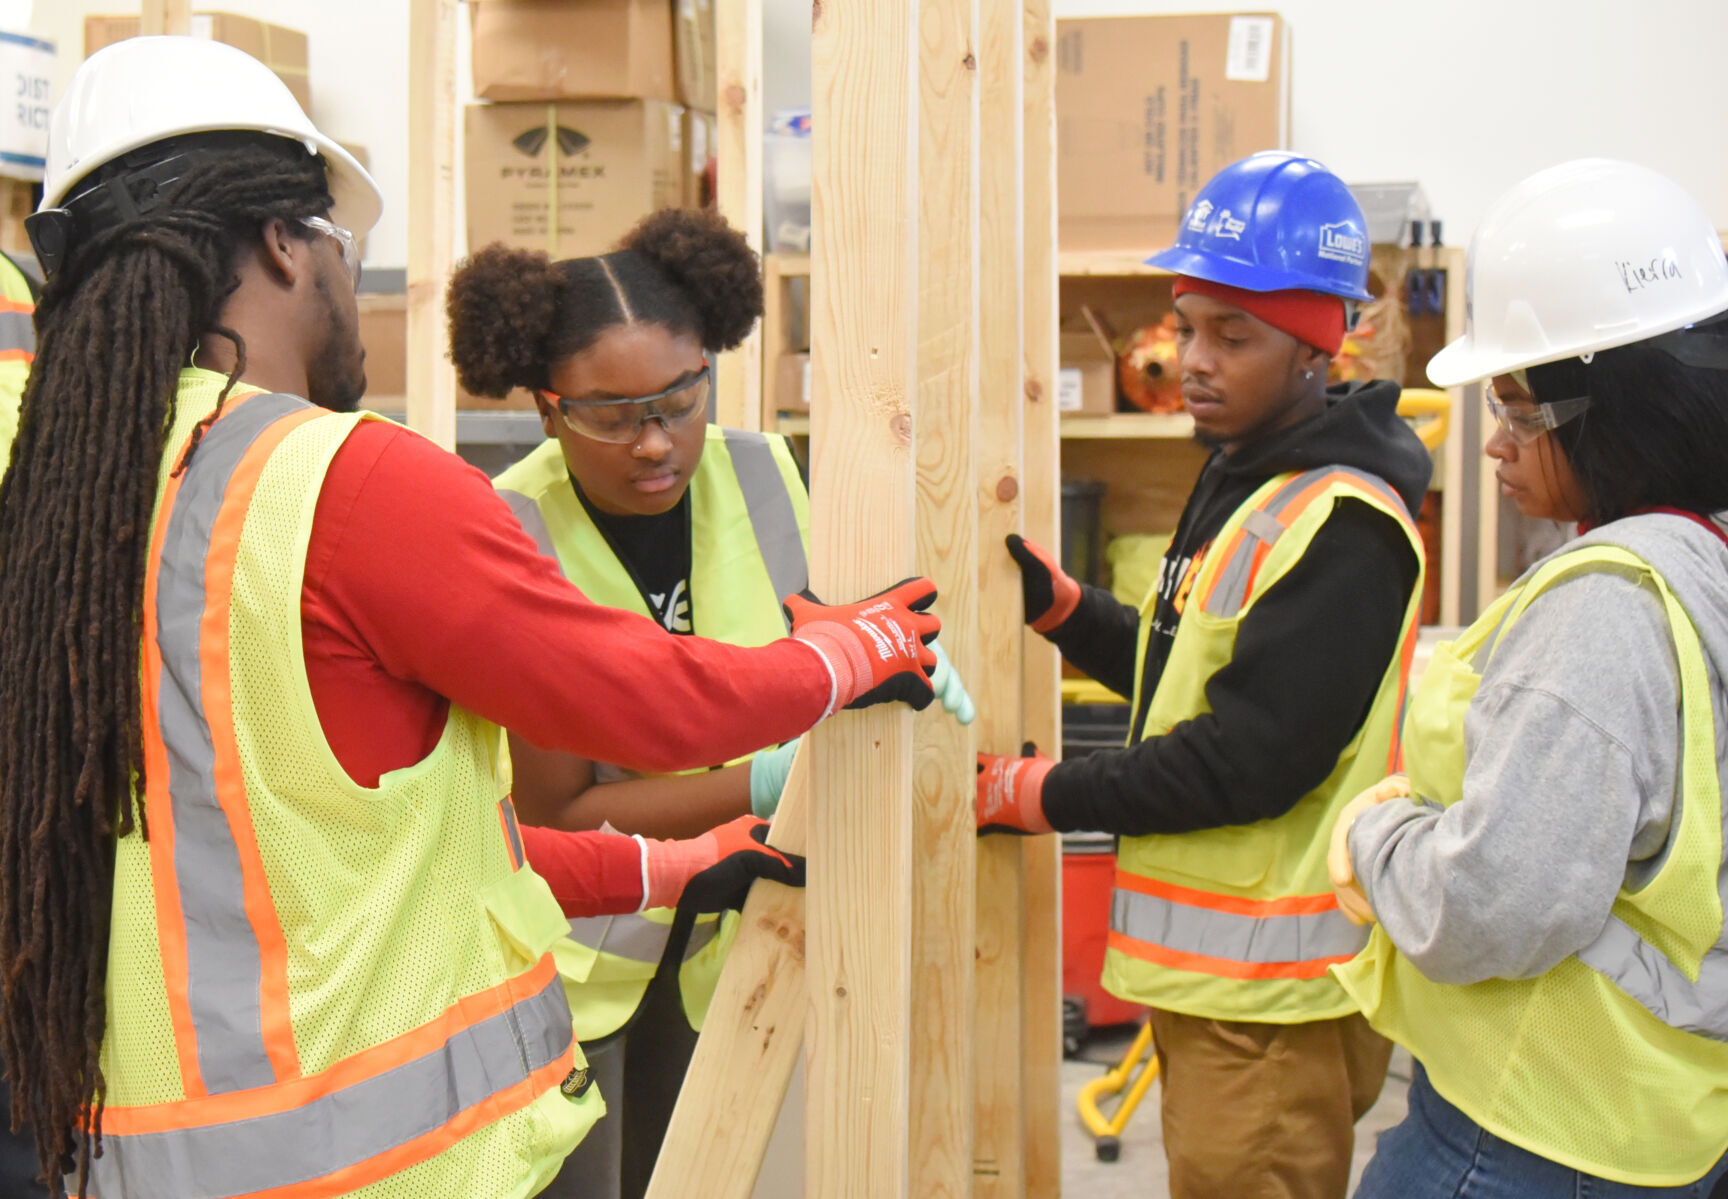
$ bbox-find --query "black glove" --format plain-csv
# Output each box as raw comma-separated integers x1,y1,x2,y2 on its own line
1005,534,1081,633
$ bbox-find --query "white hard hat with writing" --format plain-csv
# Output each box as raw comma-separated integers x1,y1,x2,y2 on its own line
1428,158,1728,387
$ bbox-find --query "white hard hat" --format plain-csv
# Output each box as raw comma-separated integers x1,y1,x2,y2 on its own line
40,35,380,237
1428,159,1728,387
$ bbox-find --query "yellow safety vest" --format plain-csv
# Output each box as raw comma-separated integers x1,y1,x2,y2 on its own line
1333,539,1728,1186
494,427,810,1040
0,251,37,461
94,370,599,1199
1102,466,1425,1023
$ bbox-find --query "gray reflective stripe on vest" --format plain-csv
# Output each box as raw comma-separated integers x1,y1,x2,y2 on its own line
721,428,807,626
498,488,557,560
155,391,308,1094
88,968,573,1199
1201,466,1406,619
567,910,721,965
1576,915,1728,1041
0,309,32,354
1111,885,1370,965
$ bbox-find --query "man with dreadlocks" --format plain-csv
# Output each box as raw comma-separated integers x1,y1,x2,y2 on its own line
0,37,945,1199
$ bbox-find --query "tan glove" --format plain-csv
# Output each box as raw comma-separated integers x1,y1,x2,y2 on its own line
1328,774,1411,926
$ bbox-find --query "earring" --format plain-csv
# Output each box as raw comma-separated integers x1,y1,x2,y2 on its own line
1304,370,1314,380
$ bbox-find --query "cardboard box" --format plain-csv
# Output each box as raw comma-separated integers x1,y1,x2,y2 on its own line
1055,12,1289,251
470,0,675,102
357,294,539,411
1059,331,1116,416
673,0,716,110
0,30,53,183
85,13,309,113
681,107,716,208
466,99,684,259
773,352,810,415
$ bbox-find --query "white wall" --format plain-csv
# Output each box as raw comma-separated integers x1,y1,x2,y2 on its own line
21,0,1728,270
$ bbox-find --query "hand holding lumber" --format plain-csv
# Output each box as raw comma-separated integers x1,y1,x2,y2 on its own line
1006,533,1081,633
976,743,1056,835
785,577,940,713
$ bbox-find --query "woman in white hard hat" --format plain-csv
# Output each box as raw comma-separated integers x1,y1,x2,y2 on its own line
447,211,972,1199
1329,158,1728,1195
0,37,943,1199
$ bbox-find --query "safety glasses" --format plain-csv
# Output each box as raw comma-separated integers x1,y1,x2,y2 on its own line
1485,369,1590,446
299,215,362,290
541,361,712,444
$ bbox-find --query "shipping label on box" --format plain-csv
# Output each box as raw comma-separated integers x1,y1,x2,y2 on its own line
467,100,684,260
470,0,675,102
1056,12,1289,252
1059,331,1116,416
0,30,52,183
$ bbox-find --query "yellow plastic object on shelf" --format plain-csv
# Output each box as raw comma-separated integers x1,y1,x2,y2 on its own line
1076,1020,1160,1163
1397,388,1451,452
1061,677,1126,706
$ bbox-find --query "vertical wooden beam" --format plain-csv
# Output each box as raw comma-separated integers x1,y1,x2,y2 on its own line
973,0,1028,1194
141,0,192,36
644,750,813,1199
1018,5,1064,1195
405,0,459,450
909,0,980,1193
715,0,764,430
805,1,918,1195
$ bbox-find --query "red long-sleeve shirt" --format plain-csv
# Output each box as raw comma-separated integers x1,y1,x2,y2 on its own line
299,420,830,914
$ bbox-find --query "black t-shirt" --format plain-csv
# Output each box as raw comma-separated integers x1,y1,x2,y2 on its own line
572,475,695,635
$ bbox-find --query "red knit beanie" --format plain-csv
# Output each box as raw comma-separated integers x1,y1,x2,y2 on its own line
1172,276,1348,356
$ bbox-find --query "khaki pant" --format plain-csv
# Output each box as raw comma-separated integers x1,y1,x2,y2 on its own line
1148,1008,1392,1199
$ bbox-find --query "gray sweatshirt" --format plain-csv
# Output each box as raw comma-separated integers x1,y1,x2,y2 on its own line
1350,512,1728,986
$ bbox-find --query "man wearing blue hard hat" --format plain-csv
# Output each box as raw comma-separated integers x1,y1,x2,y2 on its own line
978,151,1431,1197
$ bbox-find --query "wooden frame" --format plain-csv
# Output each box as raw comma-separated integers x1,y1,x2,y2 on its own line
405,0,459,450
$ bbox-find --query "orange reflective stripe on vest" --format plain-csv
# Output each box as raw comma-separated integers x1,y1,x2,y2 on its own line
110,394,577,1197
1109,870,1366,981
0,297,32,363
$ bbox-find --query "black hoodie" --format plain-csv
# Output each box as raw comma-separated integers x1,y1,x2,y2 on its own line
1040,380,1432,836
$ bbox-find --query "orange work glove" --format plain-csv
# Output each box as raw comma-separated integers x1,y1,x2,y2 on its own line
642,815,803,911
785,577,941,716
976,743,1057,835
1006,534,1082,634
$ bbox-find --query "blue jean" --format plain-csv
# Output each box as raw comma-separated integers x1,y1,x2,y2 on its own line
1356,1063,1728,1199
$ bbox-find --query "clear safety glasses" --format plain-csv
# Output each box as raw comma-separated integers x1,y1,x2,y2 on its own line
299,215,362,290
1485,369,1591,446
541,362,713,444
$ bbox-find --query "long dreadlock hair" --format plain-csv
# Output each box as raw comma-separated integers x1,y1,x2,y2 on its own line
0,133,334,1193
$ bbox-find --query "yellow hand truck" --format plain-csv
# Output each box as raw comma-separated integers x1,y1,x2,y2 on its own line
1075,1017,1159,1163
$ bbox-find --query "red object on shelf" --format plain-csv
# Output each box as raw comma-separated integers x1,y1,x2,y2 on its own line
1062,848,1144,1028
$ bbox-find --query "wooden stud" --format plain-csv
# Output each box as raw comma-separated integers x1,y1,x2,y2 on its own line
805,0,919,1193
972,0,1028,1191
909,0,980,1193
141,0,191,37
405,0,459,450
1018,4,1064,1193
714,0,764,431
643,749,812,1199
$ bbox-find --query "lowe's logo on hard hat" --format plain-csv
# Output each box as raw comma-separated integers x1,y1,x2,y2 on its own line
1186,200,1214,234
1318,221,1367,267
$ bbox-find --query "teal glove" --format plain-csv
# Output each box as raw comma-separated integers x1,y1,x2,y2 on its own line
749,738,801,818
930,639,976,725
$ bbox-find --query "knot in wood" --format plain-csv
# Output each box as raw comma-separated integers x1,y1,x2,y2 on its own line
724,83,747,112
1025,378,1045,403
1030,36,1050,63
962,52,977,70
996,474,1019,502
889,412,913,445
810,0,822,30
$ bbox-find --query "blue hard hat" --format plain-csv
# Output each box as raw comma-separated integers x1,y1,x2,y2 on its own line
1147,151,1375,303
